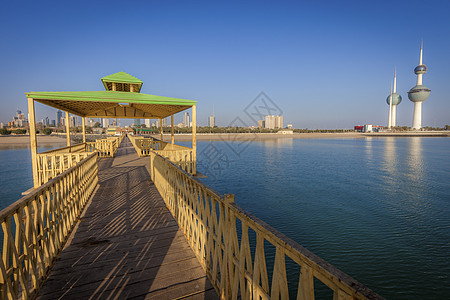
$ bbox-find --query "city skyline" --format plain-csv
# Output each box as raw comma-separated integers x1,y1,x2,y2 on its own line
1,1,449,129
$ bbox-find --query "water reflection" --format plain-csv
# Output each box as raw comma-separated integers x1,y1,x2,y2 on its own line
262,139,293,175
407,137,424,182
383,137,398,177
0,143,66,150
262,138,293,149
364,137,373,160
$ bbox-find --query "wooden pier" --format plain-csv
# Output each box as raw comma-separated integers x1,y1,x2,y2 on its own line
37,138,217,299
0,72,384,299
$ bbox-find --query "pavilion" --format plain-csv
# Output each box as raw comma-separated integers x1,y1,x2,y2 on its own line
25,71,197,186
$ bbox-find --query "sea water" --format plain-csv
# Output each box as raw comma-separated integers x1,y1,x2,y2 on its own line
1,137,449,299
194,137,450,299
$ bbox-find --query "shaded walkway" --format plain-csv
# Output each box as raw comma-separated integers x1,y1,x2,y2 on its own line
38,138,217,299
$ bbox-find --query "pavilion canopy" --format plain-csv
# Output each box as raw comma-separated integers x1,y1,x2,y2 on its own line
25,90,197,119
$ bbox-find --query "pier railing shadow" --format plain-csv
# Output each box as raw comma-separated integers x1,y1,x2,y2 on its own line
149,151,385,300
35,136,213,299
0,153,99,299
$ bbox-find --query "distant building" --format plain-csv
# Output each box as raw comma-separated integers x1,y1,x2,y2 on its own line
9,110,28,127
276,115,283,129
69,116,79,127
287,124,293,129
102,118,109,128
144,119,151,128
183,112,190,127
264,115,283,129
208,115,215,128
354,125,384,133
277,129,293,134
133,119,141,126
56,110,63,126
258,120,265,128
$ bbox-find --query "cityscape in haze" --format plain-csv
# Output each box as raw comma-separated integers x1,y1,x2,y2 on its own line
0,1,449,130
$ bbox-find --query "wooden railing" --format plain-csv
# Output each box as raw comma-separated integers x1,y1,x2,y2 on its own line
129,135,165,155
130,136,196,174
39,143,86,155
36,153,90,186
0,153,99,300
34,136,123,187
85,136,122,157
149,152,383,300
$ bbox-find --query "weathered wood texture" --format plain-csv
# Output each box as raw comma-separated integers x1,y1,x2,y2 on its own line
37,138,217,299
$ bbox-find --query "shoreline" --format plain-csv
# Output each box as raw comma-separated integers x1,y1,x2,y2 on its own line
0,131,448,145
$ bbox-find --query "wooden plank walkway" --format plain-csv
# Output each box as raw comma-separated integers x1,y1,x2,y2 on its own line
38,138,218,300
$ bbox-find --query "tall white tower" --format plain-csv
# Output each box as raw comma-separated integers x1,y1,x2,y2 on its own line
386,69,402,128
408,42,431,130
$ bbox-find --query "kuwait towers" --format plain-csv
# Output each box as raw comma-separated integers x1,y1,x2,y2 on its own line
387,69,402,128
408,42,431,129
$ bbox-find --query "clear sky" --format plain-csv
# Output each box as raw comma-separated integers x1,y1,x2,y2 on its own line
1,0,449,128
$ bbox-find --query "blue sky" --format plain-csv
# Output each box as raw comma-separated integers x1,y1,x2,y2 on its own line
1,0,449,128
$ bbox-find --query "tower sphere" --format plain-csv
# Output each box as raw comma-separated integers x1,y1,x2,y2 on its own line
414,64,427,75
408,84,431,102
386,93,402,105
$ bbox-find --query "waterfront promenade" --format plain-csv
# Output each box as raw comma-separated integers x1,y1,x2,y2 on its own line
37,138,217,299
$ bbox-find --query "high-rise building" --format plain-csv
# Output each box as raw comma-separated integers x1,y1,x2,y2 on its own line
208,115,215,128
275,115,283,129
264,115,283,129
265,115,275,129
102,118,109,128
56,110,63,126
69,116,78,127
144,119,151,128
386,69,402,128
183,112,190,127
408,42,431,130
258,120,265,128
133,119,141,126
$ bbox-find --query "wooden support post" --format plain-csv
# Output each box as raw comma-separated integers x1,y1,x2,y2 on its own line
112,82,116,91
160,118,163,141
192,105,197,174
28,98,39,188
82,117,86,143
171,114,174,144
65,111,71,147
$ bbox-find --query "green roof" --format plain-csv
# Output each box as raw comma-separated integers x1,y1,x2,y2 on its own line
101,71,143,92
101,71,143,84
25,91,196,119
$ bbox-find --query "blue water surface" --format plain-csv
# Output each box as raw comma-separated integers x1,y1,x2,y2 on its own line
1,137,449,299
192,137,450,300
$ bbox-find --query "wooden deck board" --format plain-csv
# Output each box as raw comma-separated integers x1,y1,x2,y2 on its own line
37,137,218,300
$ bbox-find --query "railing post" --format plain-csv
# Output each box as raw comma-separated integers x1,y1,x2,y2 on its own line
28,98,39,188
223,194,235,299
65,111,71,148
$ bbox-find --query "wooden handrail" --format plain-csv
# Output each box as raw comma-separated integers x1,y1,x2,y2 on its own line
0,153,99,300
129,136,196,174
149,152,384,300
39,143,86,155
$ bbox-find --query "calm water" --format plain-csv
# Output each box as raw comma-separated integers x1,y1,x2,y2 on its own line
193,137,450,299
1,137,449,299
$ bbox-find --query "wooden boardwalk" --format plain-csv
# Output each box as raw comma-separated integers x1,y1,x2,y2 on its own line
37,138,218,299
